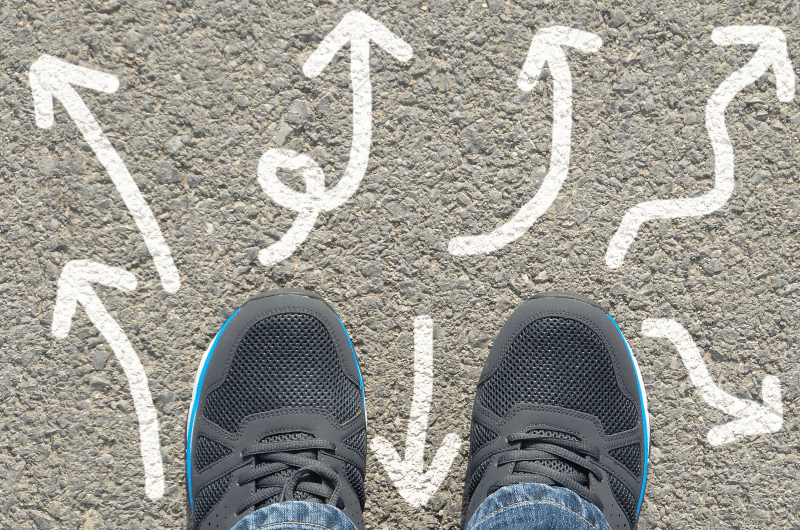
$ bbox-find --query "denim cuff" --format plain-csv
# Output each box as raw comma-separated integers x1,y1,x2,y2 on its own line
467,483,611,530
229,501,357,530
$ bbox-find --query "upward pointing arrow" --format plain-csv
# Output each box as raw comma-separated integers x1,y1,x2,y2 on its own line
52,260,165,500
605,26,796,269
370,316,461,508
29,55,180,293
301,10,412,210
448,27,602,256
258,11,412,266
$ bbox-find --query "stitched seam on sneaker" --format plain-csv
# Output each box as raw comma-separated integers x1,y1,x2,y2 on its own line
470,499,602,530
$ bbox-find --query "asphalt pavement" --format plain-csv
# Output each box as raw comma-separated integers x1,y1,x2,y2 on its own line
1,0,800,528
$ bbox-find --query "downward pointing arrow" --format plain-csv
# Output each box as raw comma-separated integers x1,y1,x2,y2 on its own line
641,319,782,446
30,55,180,293
52,260,164,499
371,316,461,508
258,11,412,266
449,26,602,256
606,26,796,269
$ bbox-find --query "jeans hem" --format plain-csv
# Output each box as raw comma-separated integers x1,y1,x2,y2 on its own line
469,499,603,530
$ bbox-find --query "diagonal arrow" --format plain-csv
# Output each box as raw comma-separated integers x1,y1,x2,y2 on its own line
52,260,164,499
257,11,413,266
30,55,180,293
370,316,461,508
605,26,796,269
641,318,782,446
449,26,602,255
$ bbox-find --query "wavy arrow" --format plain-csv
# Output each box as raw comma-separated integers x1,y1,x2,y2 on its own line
449,26,602,255
258,11,413,266
30,55,180,292
641,318,782,446
370,316,461,508
52,260,164,499
606,26,796,269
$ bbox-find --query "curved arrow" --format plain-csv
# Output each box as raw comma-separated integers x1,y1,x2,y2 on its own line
641,318,782,446
52,260,164,499
448,27,602,255
30,55,180,292
258,11,413,266
370,316,461,508
606,26,796,269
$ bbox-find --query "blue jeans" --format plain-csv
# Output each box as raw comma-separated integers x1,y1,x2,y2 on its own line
229,484,612,530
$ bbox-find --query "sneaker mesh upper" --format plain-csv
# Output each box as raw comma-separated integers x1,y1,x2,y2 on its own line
467,458,492,499
470,421,498,457
343,428,367,458
194,473,230,528
478,317,637,435
609,443,642,478
518,429,583,477
609,473,637,527
343,461,366,508
204,313,362,433
194,436,233,472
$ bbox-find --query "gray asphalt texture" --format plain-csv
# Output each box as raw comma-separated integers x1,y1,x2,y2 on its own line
2,0,800,528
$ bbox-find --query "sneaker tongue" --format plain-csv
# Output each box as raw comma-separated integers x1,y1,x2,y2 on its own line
519,429,587,483
255,432,324,507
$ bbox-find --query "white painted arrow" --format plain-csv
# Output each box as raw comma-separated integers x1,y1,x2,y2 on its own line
606,26,796,269
641,318,782,446
30,55,180,293
370,316,461,508
52,260,164,499
449,27,602,255
258,11,413,266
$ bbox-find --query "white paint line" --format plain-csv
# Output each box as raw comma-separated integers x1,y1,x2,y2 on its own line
605,26,796,269
52,260,165,499
258,11,412,266
448,26,601,256
641,318,782,446
370,315,461,508
29,55,180,293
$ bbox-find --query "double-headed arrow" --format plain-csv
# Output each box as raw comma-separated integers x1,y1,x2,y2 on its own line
606,26,796,269
370,316,461,507
30,55,180,292
642,318,782,446
52,260,164,499
258,11,413,266
449,27,602,255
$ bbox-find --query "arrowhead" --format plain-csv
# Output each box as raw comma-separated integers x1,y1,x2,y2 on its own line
642,318,784,446
712,26,795,102
518,26,602,92
303,10,413,78
29,54,120,128
707,376,783,446
370,432,461,508
52,260,137,338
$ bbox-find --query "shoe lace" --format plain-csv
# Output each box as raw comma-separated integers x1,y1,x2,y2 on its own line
489,432,605,509
235,436,343,515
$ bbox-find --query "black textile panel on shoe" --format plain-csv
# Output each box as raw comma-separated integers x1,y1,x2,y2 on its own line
479,317,637,435
204,313,362,433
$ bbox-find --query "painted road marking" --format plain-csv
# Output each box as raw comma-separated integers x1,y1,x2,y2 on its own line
605,26,796,269
257,11,413,266
29,55,181,293
371,316,461,508
641,318,782,447
51,260,165,500
448,26,602,256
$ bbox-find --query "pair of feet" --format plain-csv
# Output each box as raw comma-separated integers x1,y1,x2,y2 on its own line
186,290,649,530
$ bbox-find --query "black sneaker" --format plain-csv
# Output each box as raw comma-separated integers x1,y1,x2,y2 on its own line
186,289,367,530
465,292,650,530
